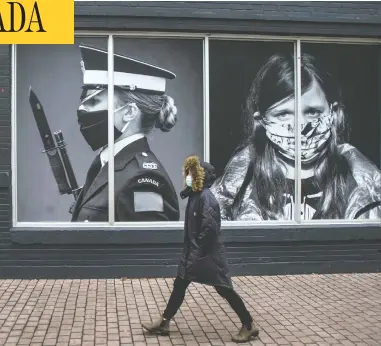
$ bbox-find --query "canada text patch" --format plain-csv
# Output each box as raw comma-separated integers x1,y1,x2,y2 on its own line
138,177,159,187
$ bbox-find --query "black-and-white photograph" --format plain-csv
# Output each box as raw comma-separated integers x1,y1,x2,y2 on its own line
16,37,203,222
112,38,204,222
210,40,381,221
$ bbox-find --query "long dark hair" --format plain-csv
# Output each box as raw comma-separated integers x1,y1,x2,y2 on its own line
231,53,349,220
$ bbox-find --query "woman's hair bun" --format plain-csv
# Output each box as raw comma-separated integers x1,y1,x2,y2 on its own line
156,95,178,132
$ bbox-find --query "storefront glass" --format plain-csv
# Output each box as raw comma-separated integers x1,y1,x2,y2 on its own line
13,35,381,225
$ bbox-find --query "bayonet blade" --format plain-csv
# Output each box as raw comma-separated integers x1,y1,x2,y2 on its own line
29,87,56,153
28,87,72,195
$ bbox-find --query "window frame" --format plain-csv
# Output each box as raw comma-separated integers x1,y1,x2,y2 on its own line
11,31,381,228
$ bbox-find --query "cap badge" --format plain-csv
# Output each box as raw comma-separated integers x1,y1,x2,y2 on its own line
80,59,85,74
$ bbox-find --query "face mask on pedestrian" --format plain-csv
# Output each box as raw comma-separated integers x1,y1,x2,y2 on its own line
77,104,130,151
259,105,334,164
185,175,192,188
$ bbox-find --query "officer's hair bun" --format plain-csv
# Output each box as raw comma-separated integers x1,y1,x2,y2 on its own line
156,95,178,132
117,88,178,134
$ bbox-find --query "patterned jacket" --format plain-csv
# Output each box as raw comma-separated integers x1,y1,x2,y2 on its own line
210,144,381,221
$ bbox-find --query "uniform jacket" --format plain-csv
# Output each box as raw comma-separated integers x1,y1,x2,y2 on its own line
210,143,381,220
71,137,180,222
177,156,232,289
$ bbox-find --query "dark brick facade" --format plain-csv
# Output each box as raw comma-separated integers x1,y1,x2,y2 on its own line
74,1,381,37
1,2,381,279
0,45,11,250
75,1,381,24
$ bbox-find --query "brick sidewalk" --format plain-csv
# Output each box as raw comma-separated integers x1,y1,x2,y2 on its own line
0,274,380,346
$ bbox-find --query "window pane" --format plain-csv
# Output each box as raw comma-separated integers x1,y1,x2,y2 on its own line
16,37,110,223
300,42,381,220
209,40,297,221
113,37,204,222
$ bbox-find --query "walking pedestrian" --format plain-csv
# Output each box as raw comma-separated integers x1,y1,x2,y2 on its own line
142,155,259,343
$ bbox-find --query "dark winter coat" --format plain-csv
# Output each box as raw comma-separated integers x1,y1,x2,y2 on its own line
177,156,233,289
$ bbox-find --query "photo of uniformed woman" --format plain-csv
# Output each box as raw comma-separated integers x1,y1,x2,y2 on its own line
16,38,204,222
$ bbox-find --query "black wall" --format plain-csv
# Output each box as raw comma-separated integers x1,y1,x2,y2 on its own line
1,1,381,279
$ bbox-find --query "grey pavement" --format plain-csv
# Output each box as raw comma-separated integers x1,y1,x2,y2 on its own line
0,273,380,345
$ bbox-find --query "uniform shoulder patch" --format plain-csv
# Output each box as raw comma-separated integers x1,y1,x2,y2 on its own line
134,192,164,212
142,161,158,170
135,152,159,170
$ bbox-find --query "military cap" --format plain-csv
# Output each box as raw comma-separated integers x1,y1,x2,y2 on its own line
79,44,176,95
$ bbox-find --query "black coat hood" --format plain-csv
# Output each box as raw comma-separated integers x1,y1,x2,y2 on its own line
201,161,217,188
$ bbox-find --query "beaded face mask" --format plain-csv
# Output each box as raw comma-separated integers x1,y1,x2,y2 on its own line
261,107,334,164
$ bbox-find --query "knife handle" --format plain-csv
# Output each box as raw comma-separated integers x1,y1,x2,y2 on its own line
44,148,72,195
54,131,80,200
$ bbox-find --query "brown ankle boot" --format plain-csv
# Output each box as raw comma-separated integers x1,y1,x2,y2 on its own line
231,321,259,343
142,316,170,336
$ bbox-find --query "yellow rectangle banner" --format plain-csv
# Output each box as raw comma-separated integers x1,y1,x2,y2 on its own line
0,0,74,44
